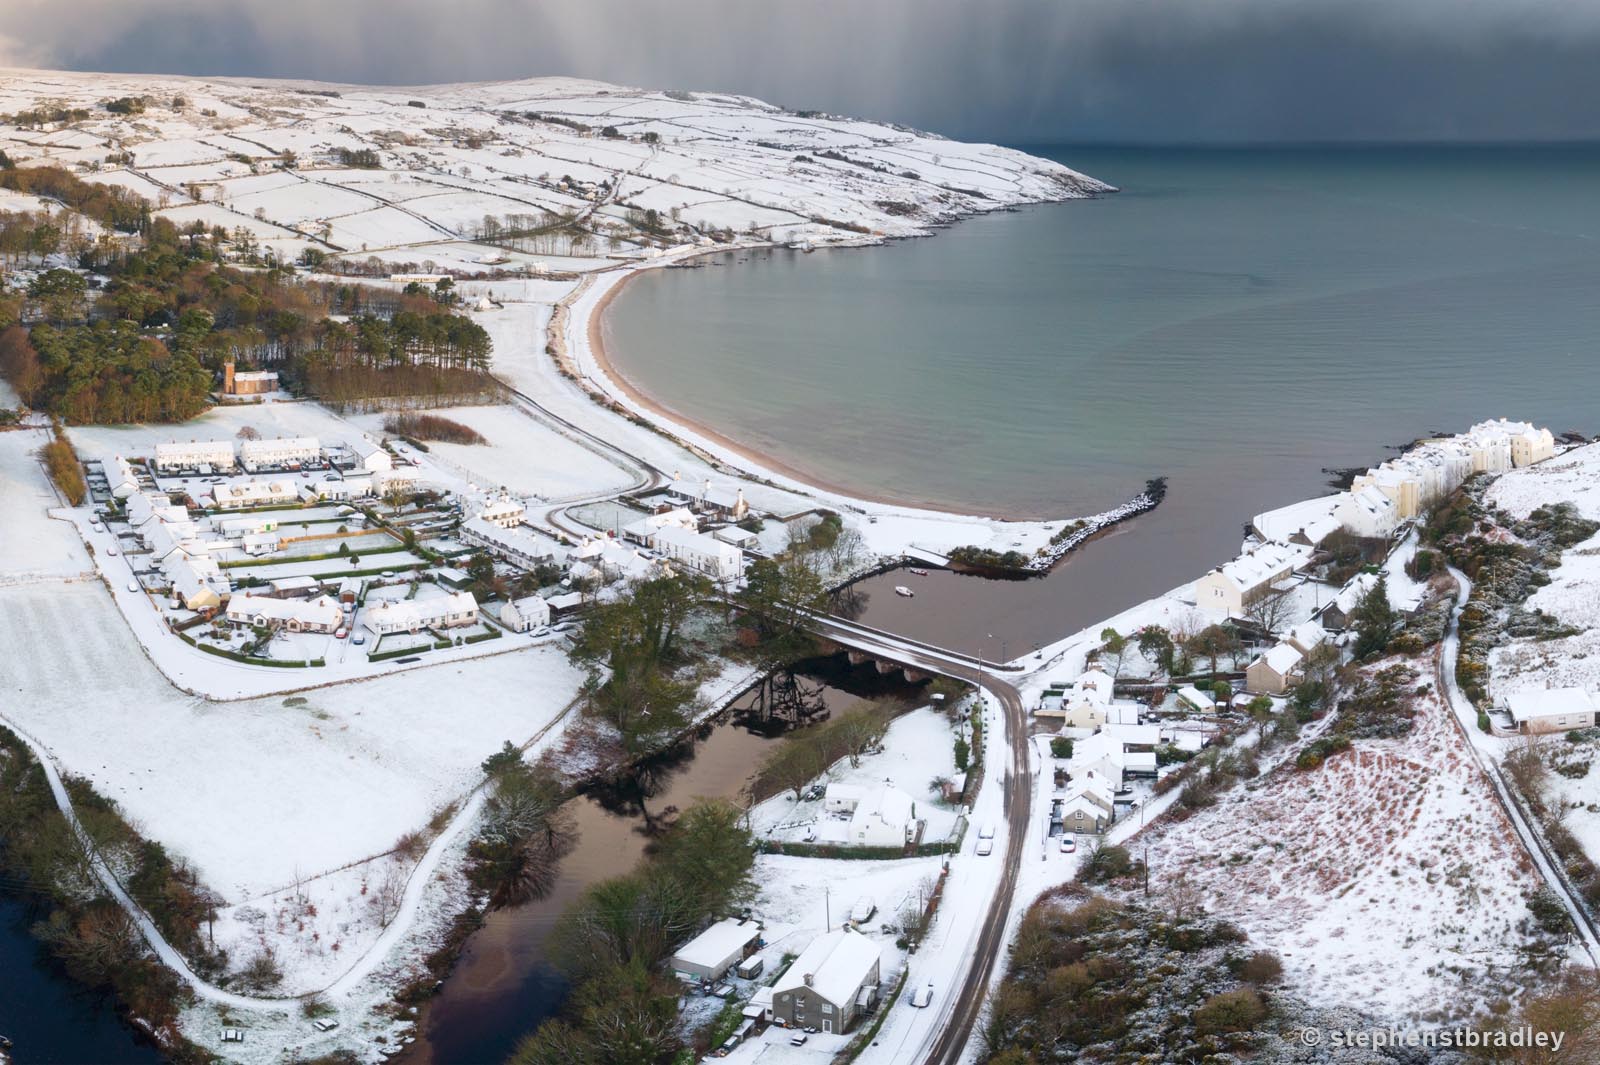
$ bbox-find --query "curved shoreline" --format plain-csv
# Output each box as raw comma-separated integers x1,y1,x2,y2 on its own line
579,248,1057,524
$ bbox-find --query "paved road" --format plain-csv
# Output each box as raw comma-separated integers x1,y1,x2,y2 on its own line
806,615,1031,1065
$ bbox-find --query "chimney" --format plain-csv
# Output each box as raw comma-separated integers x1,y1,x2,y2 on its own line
803,973,814,988
223,360,236,394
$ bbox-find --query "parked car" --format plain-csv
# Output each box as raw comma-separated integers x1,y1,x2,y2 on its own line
126,580,139,593
909,983,934,1008
789,1033,809,1046
312,1018,339,1032
353,633,366,646
715,1035,739,1057
978,823,996,840
1059,835,1076,853
976,838,993,857
334,628,348,640
105,545,118,556
380,570,395,579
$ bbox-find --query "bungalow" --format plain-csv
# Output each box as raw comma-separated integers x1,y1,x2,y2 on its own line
302,476,373,502
268,575,321,599
364,591,479,635
1245,642,1305,696
225,594,343,633
670,918,763,983
670,478,750,521
1505,688,1597,735
219,514,280,538
211,479,299,510
167,554,225,612
499,595,552,633
153,439,235,472
770,929,881,1034
240,531,280,556
1193,541,1312,617
823,783,918,847
239,436,320,471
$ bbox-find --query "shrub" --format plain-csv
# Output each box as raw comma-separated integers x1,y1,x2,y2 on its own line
1193,987,1267,1035
1236,950,1284,984
1049,737,1073,759
382,412,486,445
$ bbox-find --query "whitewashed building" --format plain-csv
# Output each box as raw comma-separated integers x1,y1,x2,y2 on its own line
225,594,343,633
649,525,744,583
499,595,552,633
1505,688,1597,734
107,456,140,499
302,476,373,502
461,516,560,570
154,439,235,472
212,479,300,510
1193,541,1313,617
473,495,526,529
352,439,393,473
240,436,320,471
822,783,918,847
364,591,478,635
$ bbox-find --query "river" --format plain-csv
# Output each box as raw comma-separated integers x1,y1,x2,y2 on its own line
403,665,924,1064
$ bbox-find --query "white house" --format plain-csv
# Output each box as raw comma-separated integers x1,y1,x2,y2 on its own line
648,525,744,583
219,514,280,538
822,783,918,847
107,456,140,499
1251,495,1344,547
240,531,280,556
461,516,560,571
473,495,526,528
621,507,698,543
239,436,320,471
153,439,235,472
303,476,373,502
670,918,763,983
1333,484,1401,538
568,538,659,585
364,591,478,635
351,439,393,473
499,595,552,633
225,594,343,633
1505,688,1597,735
1193,541,1313,617
1069,731,1156,788
212,479,300,509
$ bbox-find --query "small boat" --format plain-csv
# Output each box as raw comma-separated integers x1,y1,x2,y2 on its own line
908,568,929,576
894,585,915,598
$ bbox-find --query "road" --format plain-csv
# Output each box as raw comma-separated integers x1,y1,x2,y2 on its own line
1437,565,1600,964
805,615,1031,1065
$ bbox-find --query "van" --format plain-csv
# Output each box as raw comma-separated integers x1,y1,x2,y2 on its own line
735,957,764,980
909,983,934,1008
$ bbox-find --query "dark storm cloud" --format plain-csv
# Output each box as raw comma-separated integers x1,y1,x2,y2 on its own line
4,0,1600,142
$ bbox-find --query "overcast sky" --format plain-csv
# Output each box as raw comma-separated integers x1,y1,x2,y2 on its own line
4,0,1600,143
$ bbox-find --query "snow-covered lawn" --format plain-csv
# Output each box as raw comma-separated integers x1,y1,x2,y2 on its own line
750,707,962,847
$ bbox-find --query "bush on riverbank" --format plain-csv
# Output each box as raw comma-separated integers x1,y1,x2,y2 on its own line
507,799,755,1064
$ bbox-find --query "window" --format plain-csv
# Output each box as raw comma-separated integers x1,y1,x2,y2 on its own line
821,1004,833,1015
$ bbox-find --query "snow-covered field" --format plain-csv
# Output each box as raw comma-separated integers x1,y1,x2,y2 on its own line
0,428,91,581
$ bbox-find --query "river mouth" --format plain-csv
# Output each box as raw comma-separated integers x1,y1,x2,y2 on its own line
402,657,931,1064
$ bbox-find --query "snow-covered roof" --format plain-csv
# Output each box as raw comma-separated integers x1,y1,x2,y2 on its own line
1176,685,1215,711
1285,620,1327,651
1069,665,1115,705
672,917,762,971
226,594,342,628
365,591,477,630
773,929,880,1007
1209,540,1313,591
1506,688,1596,724
1257,642,1305,675
1101,722,1161,747
1252,495,1341,543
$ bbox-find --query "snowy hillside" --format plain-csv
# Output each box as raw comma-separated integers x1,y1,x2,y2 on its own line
0,68,1107,268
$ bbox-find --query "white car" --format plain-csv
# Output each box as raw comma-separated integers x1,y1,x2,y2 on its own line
978,823,996,840
1059,835,1077,853
105,545,118,556
909,983,934,1008
976,838,994,857
126,580,139,593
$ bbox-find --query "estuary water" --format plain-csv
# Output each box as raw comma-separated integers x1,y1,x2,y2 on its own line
604,145,1600,646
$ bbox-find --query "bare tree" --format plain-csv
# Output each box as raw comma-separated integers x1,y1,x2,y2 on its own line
1243,589,1292,636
